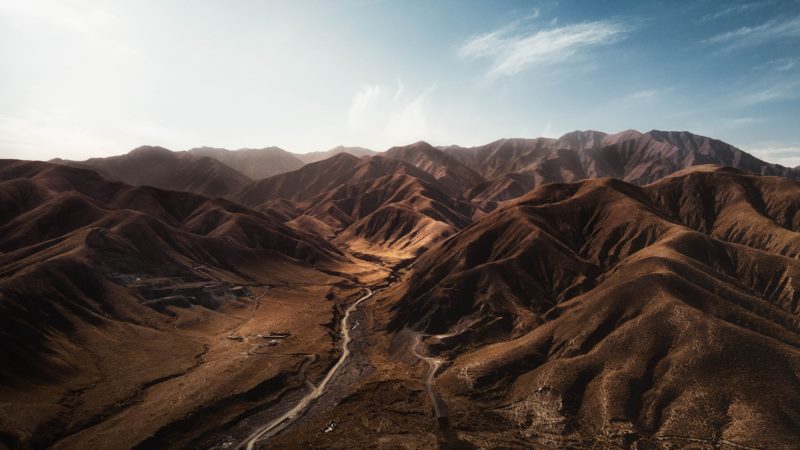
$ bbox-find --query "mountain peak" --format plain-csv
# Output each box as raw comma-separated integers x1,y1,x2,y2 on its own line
128,145,173,157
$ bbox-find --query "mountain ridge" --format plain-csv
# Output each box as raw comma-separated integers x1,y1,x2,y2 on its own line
8,129,800,448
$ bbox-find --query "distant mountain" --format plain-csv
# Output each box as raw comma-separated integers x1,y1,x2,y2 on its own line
296,146,376,164
234,153,368,205
441,130,799,209
384,141,486,195
52,146,253,198
233,153,473,260
187,146,305,179
231,130,799,259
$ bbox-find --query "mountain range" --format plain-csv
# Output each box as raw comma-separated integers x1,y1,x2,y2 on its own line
3,129,800,449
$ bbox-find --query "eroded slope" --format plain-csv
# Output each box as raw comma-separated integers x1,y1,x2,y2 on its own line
384,167,800,448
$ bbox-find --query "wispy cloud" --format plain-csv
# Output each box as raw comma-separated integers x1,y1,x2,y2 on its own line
721,117,767,127
746,145,800,167
347,81,437,149
625,87,676,102
751,57,799,73
0,108,174,160
739,79,800,105
696,1,773,23
769,57,799,71
731,53,800,105
458,20,630,77
540,121,558,138
457,24,517,60
0,0,139,56
628,90,659,100
704,15,800,50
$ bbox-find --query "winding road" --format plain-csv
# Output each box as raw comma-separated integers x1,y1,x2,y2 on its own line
410,332,453,422
411,330,476,449
241,288,374,450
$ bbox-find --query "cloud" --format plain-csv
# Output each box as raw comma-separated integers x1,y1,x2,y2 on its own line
721,117,767,127
746,145,800,167
346,81,437,149
626,89,659,101
347,84,384,128
696,1,773,23
768,57,799,71
0,0,139,55
734,53,800,105
752,57,799,72
0,108,175,160
457,24,517,60
629,90,658,99
540,121,557,138
623,87,676,103
704,15,800,50
739,79,800,105
458,20,629,77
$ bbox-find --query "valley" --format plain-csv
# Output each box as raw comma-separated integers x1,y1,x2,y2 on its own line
2,130,800,449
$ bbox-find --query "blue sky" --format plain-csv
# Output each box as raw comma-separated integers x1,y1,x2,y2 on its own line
1,0,799,165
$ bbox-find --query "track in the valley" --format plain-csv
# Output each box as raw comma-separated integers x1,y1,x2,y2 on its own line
241,288,374,450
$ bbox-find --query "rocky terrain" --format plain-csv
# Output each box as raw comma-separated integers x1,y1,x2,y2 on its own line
186,147,305,180
3,130,800,449
51,146,254,199
387,166,800,447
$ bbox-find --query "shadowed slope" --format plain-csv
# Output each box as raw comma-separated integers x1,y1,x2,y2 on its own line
297,146,376,164
187,146,305,179
0,160,341,263
385,141,486,196
0,159,368,449
52,146,253,198
0,160,345,381
233,154,475,260
233,153,366,205
445,130,798,209
386,167,800,447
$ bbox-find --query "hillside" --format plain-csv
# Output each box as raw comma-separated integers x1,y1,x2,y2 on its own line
442,130,799,209
7,129,800,449
296,146,376,164
52,146,253,198
381,167,800,447
0,159,381,449
187,146,305,179
385,141,486,195
233,154,474,260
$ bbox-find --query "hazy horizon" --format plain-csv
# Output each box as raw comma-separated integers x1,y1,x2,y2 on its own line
2,0,799,166
36,127,800,169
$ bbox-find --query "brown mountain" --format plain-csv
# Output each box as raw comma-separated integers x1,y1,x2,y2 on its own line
52,146,253,198
444,130,799,209
7,129,800,450
315,171,473,260
296,145,376,164
383,166,800,447
233,153,474,260
384,141,486,195
0,159,369,449
187,146,305,179
233,153,369,205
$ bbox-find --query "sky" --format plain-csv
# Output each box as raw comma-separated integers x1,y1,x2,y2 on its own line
1,0,799,166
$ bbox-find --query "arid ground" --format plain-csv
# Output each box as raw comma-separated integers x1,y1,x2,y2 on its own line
2,130,800,449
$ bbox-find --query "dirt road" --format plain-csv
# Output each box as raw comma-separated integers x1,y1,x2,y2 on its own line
241,288,373,450
411,333,449,420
